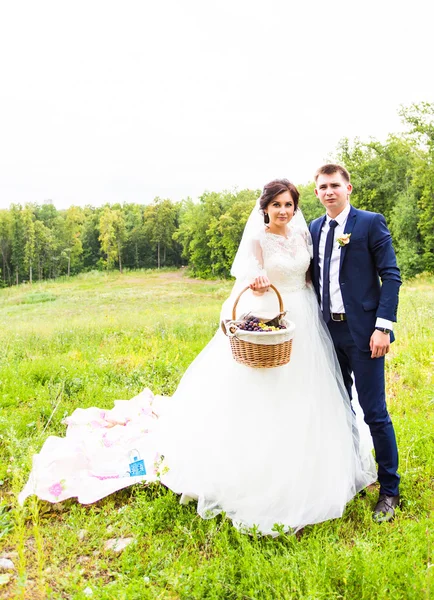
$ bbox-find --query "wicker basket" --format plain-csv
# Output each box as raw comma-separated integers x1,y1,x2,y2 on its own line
221,284,295,368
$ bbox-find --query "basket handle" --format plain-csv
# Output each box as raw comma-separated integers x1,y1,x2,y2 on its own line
231,284,284,321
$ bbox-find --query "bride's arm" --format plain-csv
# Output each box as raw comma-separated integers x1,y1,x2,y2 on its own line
248,240,270,295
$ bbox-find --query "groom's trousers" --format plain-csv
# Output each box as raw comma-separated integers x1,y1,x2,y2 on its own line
327,320,400,497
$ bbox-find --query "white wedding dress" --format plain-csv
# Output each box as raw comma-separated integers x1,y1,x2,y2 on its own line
20,226,377,535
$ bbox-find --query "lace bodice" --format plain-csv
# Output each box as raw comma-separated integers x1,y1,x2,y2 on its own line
260,230,311,293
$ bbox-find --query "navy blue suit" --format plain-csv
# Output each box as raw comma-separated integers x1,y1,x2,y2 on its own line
309,205,401,496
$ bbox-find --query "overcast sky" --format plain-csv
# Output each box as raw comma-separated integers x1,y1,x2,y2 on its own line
0,0,432,210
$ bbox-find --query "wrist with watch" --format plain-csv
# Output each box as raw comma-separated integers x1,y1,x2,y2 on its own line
375,327,391,334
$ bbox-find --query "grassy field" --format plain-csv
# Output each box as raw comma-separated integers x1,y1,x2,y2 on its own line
0,269,433,599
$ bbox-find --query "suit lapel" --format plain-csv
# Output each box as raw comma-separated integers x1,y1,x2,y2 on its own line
313,215,326,262
339,206,357,270
311,215,326,297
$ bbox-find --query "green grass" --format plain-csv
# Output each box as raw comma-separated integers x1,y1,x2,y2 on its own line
0,270,433,599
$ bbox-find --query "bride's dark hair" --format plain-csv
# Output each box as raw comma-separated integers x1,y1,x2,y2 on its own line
259,179,300,222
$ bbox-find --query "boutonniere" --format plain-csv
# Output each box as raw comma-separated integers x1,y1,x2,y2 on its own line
337,233,351,247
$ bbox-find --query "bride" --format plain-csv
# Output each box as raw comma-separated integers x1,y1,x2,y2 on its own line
20,179,376,535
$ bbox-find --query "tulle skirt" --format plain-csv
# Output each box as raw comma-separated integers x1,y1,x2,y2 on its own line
20,284,376,535
157,284,377,534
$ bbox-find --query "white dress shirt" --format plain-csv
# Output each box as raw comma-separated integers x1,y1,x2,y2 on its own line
318,203,393,330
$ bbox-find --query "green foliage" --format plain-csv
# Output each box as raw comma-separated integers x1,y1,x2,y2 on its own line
213,189,258,276
0,271,432,598
0,502,13,539
61,206,85,275
122,203,152,269
99,206,127,272
22,205,36,283
1,103,434,286
333,102,434,279
399,103,434,273
33,219,54,281
298,182,323,223
0,209,12,285
175,189,258,278
9,204,26,285
143,198,180,269
389,191,424,279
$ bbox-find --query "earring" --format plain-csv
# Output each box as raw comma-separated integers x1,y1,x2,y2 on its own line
264,213,270,224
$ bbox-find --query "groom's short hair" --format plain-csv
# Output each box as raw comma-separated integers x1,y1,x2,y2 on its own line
314,164,350,183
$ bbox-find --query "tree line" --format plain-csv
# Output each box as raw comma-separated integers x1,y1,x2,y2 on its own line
0,103,433,286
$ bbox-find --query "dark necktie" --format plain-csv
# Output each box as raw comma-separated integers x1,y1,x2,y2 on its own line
322,219,338,323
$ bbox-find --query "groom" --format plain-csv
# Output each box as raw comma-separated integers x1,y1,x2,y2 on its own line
309,164,401,522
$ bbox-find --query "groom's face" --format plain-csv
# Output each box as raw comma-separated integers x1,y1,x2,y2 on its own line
315,172,352,218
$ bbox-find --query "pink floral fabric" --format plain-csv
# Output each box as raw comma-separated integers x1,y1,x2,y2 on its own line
19,389,165,505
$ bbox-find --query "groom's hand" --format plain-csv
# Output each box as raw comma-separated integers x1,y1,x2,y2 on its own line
370,330,391,358
250,275,270,294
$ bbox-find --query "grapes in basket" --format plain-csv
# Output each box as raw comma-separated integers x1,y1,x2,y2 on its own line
238,316,287,332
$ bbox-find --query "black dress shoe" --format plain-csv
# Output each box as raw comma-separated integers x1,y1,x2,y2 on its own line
372,494,400,523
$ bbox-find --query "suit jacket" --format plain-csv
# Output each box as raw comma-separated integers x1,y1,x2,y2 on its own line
309,205,402,351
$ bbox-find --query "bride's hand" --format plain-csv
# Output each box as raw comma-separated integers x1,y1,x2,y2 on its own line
249,275,271,294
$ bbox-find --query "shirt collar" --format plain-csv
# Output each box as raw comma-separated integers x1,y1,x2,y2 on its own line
326,203,351,227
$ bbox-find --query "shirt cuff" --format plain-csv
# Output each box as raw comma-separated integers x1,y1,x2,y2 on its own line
375,318,394,331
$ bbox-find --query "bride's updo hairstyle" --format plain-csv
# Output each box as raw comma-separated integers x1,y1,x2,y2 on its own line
259,179,300,224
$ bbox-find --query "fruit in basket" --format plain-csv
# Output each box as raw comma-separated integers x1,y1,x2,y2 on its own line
238,316,286,332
